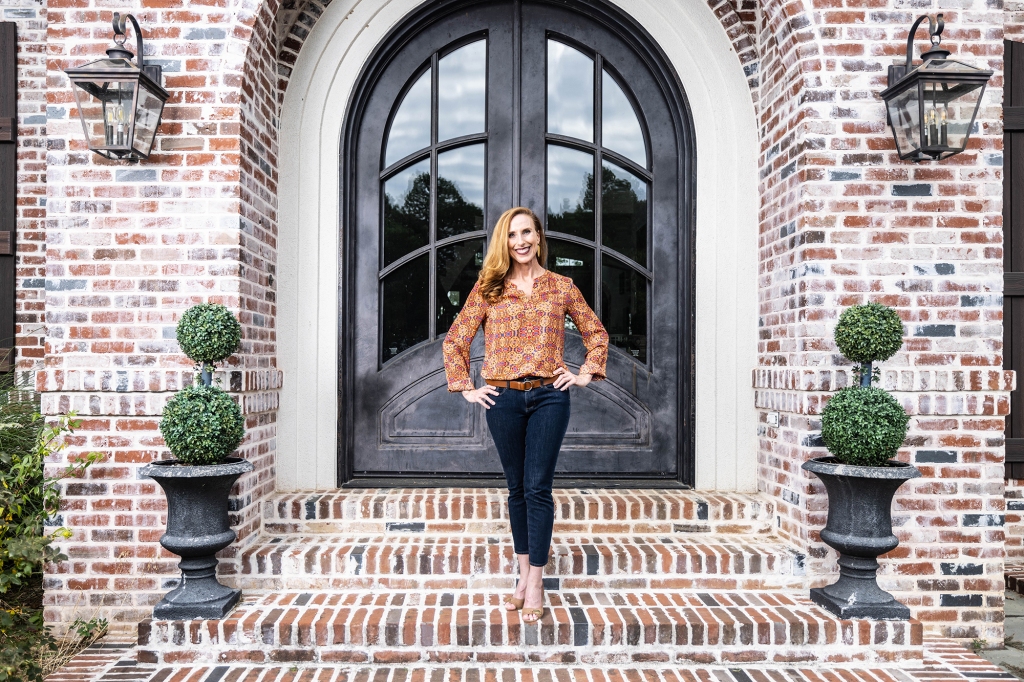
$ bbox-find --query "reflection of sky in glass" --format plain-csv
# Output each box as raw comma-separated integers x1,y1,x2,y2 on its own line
438,144,485,208
602,71,646,167
547,145,592,215
386,69,431,167
438,40,486,142
384,158,431,208
547,41,593,142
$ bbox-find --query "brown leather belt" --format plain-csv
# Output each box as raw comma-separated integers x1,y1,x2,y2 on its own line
485,376,557,391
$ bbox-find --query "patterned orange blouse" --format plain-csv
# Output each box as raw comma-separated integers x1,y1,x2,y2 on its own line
442,270,609,392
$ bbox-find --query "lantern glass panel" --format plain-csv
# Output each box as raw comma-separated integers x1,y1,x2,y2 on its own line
886,86,921,158
132,83,164,157
920,78,984,154
70,78,137,154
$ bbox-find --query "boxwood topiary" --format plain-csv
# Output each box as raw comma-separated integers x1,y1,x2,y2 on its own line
834,303,903,365
821,386,909,467
159,383,245,465
176,304,241,366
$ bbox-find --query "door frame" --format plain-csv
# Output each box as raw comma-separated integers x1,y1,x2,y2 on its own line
338,0,696,487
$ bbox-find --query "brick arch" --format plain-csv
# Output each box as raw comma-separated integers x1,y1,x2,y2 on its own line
275,0,763,100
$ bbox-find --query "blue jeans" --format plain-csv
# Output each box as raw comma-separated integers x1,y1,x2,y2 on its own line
485,383,571,567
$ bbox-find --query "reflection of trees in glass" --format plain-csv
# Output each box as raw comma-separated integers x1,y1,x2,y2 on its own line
601,165,647,266
548,170,594,238
437,176,484,240
382,255,429,361
436,238,484,334
384,171,430,265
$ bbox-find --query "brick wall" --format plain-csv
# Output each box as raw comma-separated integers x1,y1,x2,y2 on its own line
20,0,1017,642
753,0,1009,641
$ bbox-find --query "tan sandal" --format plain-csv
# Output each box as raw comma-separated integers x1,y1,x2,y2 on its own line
503,595,525,610
521,607,545,623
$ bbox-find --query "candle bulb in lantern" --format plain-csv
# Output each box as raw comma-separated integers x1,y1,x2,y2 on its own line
940,106,948,147
928,109,939,148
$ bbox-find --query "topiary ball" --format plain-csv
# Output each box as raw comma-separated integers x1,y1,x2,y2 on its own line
820,386,909,467
834,303,903,364
159,383,245,465
176,304,241,365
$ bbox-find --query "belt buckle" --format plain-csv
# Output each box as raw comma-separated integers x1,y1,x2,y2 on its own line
523,380,535,391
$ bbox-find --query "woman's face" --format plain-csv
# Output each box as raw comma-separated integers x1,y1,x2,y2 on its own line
507,213,540,266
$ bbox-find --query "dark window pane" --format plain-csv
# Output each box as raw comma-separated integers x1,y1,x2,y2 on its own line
547,145,594,240
382,253,430,361
602,70,646,167
601,161,648,267
383,159,430,267
547,238,594,313
437,144,485,240
601,255,647,362
437,238,485,334
438,40,486,143
385,68,431,167
547,40,593,142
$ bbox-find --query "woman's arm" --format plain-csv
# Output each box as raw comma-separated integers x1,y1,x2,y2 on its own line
442,282,487,392
565,283,609,381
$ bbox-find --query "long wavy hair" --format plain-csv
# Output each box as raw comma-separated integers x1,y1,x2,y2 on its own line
478,207,548,304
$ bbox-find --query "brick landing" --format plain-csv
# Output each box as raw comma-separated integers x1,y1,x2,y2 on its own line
51,639,1013,682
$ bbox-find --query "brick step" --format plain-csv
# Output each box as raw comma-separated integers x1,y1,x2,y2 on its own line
1005,563,1024,595
265,490,775,536
231,534,807,592
137,590,923,666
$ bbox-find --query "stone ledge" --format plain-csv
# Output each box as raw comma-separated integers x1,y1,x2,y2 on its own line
35,368,284,393
753,368,1014,393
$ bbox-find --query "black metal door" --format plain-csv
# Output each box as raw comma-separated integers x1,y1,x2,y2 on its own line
344,0,692,483
1004,39,1024,478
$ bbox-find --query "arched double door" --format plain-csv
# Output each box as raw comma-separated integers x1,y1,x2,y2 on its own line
343,0,693,484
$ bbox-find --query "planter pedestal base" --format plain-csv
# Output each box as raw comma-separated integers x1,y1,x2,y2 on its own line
810,555,910,620
153,552,242,620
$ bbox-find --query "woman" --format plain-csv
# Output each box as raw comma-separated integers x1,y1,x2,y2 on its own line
442,206,609,624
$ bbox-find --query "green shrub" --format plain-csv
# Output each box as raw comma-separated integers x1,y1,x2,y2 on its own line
0,376,100,681
834,303,904,364
159,383,245,465
821,386,909,467
176,304,241,366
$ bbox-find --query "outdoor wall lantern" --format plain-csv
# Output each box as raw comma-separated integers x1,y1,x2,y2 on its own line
880,14,992,162
64,13,168,161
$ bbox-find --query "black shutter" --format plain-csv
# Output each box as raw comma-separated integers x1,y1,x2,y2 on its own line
1005,40,1024,477
0,23,15,373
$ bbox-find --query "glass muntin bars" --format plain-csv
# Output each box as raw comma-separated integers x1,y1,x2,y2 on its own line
379,36,489,365
544,35,652,364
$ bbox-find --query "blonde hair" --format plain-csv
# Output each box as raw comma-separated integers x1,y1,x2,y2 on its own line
478,207,548,304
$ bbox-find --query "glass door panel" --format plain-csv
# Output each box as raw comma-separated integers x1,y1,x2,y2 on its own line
438,40,487,142
383,160,431,267
547,40,594,142
547,145,594,239
601,161,648,267
382,254,430,361
437,238,485,334
385,69,431,167
437,144,486,239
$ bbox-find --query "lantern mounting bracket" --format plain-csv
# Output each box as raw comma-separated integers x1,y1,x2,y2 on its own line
889,14,949,86
108,12,162,85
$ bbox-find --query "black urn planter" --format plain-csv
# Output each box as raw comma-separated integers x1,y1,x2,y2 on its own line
801,456,921,620
140,457,253,619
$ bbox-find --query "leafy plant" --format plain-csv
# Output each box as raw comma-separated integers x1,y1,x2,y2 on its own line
159,383,245,465
176,303,241,368
821,386,909,467
834,302,904,369
0,376,100,681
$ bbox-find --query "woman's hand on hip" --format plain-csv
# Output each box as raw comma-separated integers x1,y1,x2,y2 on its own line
553,367,591,390
462,385,500,408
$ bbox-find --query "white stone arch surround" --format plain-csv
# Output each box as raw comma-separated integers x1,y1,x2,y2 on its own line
277,0,759,491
